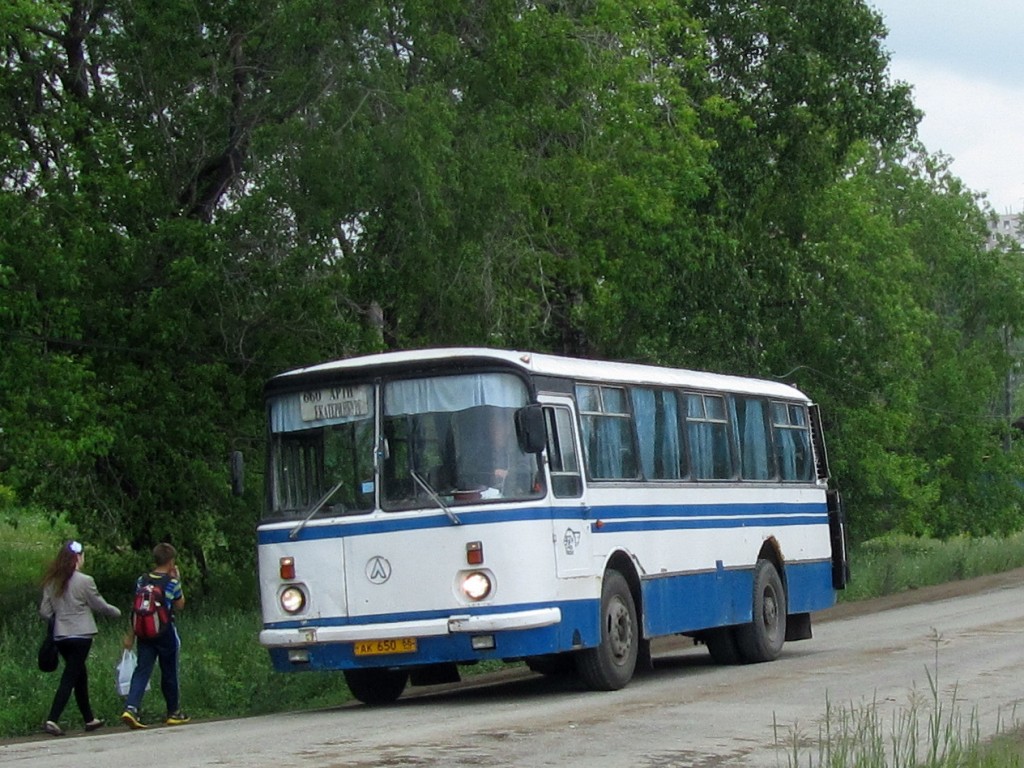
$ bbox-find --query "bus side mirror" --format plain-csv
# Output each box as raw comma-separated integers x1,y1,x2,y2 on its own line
230,451,245,496
515,404,546,454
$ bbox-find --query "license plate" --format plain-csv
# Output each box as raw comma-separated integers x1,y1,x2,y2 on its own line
353,637,417,656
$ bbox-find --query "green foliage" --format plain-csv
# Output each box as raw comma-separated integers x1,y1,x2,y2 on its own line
0,512,74,618
790,145,1024,539
841,531,1024,602
1,1,1022,566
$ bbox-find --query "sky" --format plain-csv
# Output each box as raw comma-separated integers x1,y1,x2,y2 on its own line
867,0,1024,213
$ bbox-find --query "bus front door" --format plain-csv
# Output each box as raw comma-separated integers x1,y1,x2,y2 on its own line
541,398,592,578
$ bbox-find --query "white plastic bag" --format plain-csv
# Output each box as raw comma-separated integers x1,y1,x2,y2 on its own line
116,649,143,697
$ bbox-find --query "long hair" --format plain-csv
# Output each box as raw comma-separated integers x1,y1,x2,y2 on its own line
41,541,81,597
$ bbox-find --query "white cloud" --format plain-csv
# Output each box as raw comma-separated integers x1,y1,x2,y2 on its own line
870,0,1024,212
890,61,1024,212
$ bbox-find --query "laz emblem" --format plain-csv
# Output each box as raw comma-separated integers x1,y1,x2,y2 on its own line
563,528,581,555
366,556,392,584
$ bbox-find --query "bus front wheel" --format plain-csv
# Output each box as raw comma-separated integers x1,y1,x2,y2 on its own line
344,667,409,705
735,559,786,663
577,570,638,691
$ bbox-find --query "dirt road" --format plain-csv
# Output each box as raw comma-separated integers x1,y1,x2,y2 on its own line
4,570,1024,768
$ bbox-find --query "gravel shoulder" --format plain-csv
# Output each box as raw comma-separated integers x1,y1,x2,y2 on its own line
816,567,1024,622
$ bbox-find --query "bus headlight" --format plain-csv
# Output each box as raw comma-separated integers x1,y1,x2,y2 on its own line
461,571,492,601
280,586,307,614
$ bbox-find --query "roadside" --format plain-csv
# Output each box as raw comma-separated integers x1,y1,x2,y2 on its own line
4,565,1024,751
818,566,1024,622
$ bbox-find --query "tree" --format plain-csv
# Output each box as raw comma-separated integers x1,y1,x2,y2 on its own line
0,1,377,579
656,0,918,372
788,144,1024,538
1,0,1019,574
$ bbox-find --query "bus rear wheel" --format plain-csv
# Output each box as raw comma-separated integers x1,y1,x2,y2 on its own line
343,667,409,705
735,559,786,663
577,570,638,691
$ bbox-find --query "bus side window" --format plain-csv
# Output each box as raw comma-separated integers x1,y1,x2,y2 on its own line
771,402,814,481
544,406,583,498
730,395,771,480
630,387,684,480
685,393,734,480
575,384,639,480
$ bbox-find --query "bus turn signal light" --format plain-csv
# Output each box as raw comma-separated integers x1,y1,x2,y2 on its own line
466,541,484,565
280,557,296,580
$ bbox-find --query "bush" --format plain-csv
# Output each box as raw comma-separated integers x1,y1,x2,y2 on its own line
842,532,1024,602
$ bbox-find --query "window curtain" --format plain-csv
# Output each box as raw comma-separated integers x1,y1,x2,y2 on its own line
777,429,798,480
582,416,636,479
386,373,526,415
687,395,714,479
631,388,682,479
729,397,769,480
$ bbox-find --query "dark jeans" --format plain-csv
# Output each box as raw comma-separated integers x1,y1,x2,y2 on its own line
125,625,181,715
48,638,94,724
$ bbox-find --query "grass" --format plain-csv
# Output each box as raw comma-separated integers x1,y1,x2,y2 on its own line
773,636,1022,768
4,510,1024,765
0,512,354,737
774,693,1022,768
838,532,1024,603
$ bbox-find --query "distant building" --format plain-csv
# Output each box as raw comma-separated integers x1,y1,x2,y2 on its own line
986,212,1024,251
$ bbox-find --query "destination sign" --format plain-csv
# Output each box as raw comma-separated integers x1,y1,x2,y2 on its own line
299,385,371,422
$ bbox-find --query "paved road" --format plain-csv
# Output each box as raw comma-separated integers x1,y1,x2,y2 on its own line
5,573,1024,768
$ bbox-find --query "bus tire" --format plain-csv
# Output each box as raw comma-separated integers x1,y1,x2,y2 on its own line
343,667,409,705
576,570,638,691
735,559,787,663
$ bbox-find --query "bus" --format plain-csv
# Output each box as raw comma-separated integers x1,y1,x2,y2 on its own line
253,348,848,704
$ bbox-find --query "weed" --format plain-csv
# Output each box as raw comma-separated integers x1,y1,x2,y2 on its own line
773,629,1022,768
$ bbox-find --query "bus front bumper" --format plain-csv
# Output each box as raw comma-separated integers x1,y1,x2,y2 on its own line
259,606,562,648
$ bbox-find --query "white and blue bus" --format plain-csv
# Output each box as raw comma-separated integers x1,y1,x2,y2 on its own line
255,348,848,704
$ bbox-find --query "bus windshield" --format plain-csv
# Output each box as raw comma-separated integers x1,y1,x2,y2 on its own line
267,372,543,518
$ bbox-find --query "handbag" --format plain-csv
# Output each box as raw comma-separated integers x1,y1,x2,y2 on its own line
38,618,58,673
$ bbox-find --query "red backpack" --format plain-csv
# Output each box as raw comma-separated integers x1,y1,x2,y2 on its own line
132,575,172,640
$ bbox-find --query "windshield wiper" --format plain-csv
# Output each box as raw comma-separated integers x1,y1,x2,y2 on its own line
289,480,345,540
411,470,460,526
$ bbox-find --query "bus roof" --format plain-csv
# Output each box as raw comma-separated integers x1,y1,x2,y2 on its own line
271,347,811,402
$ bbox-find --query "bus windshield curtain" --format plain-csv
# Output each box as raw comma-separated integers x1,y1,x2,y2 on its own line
385,373,526,416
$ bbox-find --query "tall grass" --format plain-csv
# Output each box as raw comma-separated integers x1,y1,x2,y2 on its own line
1,596,357,737
773,692,1021,768
0,513,355,737
840,532,1024,603
773,634,1022,768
